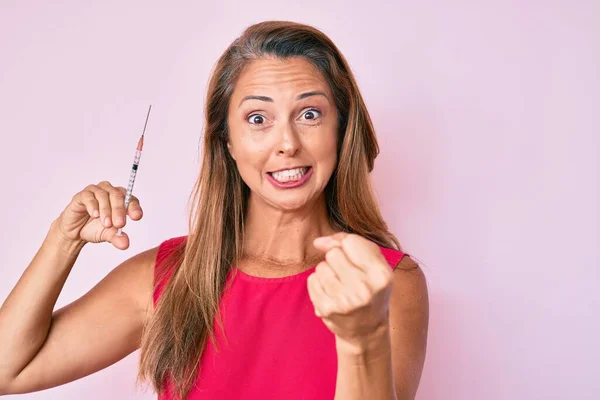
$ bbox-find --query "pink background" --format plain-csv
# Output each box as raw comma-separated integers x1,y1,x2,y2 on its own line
1,1,598,399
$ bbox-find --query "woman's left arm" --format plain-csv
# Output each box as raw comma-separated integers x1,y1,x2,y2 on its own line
309,234,429,400
388,256,429,399
334,256,429,400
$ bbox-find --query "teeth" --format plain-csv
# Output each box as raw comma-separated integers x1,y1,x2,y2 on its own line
271,167,308,183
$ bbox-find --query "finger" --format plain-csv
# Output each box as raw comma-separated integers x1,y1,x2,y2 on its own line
107,187,127,228
112,186,143,221
329,232,351,242
88,186,112,228
340,235,393,289
339,234,386,272
313,233,345,253
306,273,323,316
126,195,143,220
105,227,130,250
307,272,334,317
316,261,356,314
324,246,364,286
78,189,100,219
315,261,345,299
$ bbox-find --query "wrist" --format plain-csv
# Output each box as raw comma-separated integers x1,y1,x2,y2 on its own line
335,322,391,359
46,218,87,256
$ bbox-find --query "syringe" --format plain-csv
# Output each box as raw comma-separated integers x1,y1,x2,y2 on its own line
116,105,151,237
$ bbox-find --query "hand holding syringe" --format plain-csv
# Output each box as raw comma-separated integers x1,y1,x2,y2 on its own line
116,105,151,236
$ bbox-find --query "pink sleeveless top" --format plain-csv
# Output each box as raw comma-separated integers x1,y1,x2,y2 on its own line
153,235,406,399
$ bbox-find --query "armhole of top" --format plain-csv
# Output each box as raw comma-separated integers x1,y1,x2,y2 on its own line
153,235,187,307
379,246,410,271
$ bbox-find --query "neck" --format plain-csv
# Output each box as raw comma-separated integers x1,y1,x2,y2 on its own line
242,194,338,268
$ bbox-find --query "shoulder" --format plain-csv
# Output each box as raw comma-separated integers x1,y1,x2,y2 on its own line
379,246,414,270
378,246,427,305
378,246,427,307
157,235,187,252
114,235,187,316
387,250,427,305
152,235,188,305
155,235,187,266
390,254,428,324
131,235,187,281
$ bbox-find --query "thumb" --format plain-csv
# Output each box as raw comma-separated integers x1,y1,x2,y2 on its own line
106,229,130,250
313,232,348,252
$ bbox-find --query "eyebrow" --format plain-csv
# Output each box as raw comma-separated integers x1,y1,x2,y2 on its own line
238,91,329,107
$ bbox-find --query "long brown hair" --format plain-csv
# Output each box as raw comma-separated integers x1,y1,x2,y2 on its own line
137,20,402,399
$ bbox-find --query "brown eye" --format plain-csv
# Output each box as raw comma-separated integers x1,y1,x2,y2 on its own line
301,109,321,120
247,114,266,125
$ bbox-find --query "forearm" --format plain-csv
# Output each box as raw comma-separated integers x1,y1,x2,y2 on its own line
0,219,85,383
334,325,397,400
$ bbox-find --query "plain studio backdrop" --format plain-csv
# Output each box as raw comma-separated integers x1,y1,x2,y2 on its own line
0,1,598,399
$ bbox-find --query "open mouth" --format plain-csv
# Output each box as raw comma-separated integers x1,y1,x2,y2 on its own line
267,166,311,183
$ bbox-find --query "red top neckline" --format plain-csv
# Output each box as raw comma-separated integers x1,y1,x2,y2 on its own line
231,264,318,283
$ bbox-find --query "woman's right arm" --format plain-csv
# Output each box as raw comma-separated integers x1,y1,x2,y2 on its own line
0,182,157,395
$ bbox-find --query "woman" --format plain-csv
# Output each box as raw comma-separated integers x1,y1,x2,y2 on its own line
0,21,428,399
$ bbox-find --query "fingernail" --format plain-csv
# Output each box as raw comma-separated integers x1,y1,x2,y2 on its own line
104,217,111,227
115,217,125,226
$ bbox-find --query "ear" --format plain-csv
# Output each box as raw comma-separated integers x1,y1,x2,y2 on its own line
227,141,236,160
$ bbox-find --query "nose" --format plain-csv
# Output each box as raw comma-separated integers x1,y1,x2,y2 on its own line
276,123,300,157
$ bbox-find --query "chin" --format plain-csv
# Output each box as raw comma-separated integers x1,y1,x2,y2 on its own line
260,189,321,211
270,197,313,212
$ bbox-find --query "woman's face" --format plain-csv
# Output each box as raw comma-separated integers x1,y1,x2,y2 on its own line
227,56,339,212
